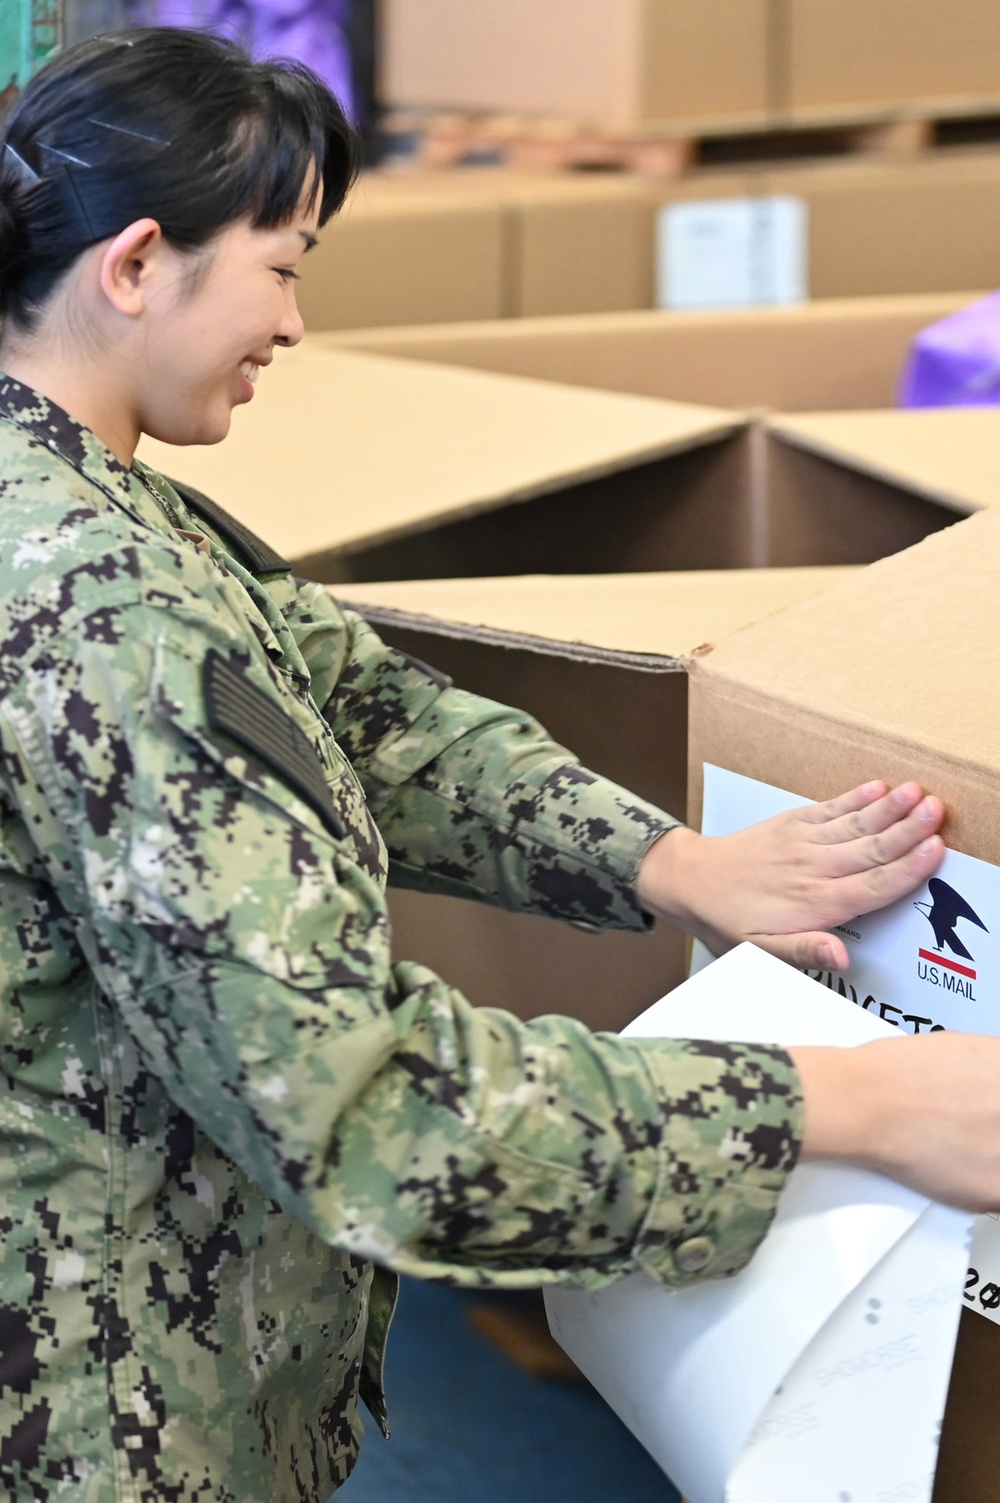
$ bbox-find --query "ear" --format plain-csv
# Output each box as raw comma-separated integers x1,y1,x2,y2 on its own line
96,218,165,318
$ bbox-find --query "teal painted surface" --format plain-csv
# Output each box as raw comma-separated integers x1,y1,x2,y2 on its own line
0,0,61,90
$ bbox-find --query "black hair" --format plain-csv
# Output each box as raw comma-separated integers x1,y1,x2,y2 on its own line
0,27,359,331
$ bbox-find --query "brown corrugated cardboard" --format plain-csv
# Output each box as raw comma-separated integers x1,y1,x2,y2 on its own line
332,566,853,1029
770,409,1000,517
136,345,994,582
649,153,1000,301
300,151,1000,331
300,173,655,327
296,191,507,330
686,507,1000,1502
323,294,975,411
379,0,771,126
136,344,749,580
788,0,1000,116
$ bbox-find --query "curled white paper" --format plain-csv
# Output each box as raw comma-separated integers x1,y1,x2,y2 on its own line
544,943,971,1503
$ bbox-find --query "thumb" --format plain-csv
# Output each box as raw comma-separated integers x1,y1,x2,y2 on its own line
754,931,850,973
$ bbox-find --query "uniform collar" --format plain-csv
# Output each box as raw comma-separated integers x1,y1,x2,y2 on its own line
0,372,182,542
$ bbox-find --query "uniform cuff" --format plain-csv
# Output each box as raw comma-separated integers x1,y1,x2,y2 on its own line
630,1039,804,1287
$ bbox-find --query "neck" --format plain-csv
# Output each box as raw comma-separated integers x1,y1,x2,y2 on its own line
0,334,139,468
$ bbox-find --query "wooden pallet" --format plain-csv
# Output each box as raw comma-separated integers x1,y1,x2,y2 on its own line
385,102,1000,179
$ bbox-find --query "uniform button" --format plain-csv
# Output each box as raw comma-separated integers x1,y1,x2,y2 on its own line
675,1236,715,1274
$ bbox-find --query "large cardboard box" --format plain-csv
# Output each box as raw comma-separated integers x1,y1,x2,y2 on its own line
333,566,854,1028
298,173,655,328
686,505,1000,1503
379,0,771,127
308,150,1000,330
648,153,1000,302
137,343,999,583
788,0,1000,118
325,293,974,411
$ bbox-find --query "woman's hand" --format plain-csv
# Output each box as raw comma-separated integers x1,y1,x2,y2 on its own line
636,780,945,970
792,1033,1000,1212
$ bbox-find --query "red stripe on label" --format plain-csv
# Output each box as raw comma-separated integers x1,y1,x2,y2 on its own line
919,949,976,980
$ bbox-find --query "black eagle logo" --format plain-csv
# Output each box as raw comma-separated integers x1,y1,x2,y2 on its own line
914,877,989,962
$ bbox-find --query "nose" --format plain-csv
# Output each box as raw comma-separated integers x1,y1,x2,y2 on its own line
274,285,306,349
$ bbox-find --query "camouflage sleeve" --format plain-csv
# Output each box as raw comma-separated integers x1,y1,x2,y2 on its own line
6,599,802,1292
282,580,682,931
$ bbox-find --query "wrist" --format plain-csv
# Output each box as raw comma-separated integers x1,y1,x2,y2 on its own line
789,1043,887,1168
635,824,703,929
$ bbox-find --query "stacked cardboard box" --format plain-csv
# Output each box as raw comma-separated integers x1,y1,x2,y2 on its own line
380,0,1000,128
379,0,771,128
301,153,1000,329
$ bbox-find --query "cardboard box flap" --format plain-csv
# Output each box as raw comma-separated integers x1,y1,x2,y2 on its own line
769,409,1000,516
690,509,1000,848
319,293,978,413
137,345,741,563
333,567,855,670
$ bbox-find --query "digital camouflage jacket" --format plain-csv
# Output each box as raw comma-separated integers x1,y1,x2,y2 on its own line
0,376,803,1503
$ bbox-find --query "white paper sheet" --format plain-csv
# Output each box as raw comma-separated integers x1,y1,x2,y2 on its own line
544,943,972,1503
700,764,1000,1329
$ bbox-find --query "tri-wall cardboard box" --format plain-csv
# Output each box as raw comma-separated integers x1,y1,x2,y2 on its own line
649,152,1000,303
381,0,1000,130
379,0,771,127
137,342,1000,584
333,566,853,1028
297,172,654,328
788,0,1000,118
686,506,1000,1503
305,150,1000,330
326,292,974,412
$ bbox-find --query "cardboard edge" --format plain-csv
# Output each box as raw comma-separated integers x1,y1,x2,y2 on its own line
688,657,998,821
324,417,746,557
337,598,687,674
766,419,986,518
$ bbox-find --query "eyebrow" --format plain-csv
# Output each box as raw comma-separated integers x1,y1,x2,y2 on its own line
299,231,319,251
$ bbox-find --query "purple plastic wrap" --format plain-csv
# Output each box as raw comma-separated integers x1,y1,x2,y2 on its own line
899,291,1000,408
152,0,355,120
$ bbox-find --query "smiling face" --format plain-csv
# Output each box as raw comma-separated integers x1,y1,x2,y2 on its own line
135,193,320,448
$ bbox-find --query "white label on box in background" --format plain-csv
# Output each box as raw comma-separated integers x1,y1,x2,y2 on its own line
657,196,808,311
700,763,1000,1328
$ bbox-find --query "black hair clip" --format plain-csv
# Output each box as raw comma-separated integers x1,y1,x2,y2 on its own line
85,118,171,147
2,143,41,186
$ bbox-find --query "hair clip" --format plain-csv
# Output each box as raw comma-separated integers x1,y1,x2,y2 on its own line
39,142,93,169
86,117,171,147
2,142,41,185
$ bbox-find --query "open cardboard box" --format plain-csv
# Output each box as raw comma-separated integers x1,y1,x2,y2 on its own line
687,505,1000,1502
333,566,854,1029
324,292,974,412
137,341,998,583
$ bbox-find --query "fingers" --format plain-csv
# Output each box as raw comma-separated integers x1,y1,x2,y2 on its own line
800,780,889,824
810,782,931,842
829,831,946,918
819,796,944,877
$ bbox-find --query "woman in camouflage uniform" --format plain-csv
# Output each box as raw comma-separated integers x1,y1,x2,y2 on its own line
0,28,998,1503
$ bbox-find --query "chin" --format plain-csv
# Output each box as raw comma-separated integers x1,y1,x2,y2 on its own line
147,411,233,448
